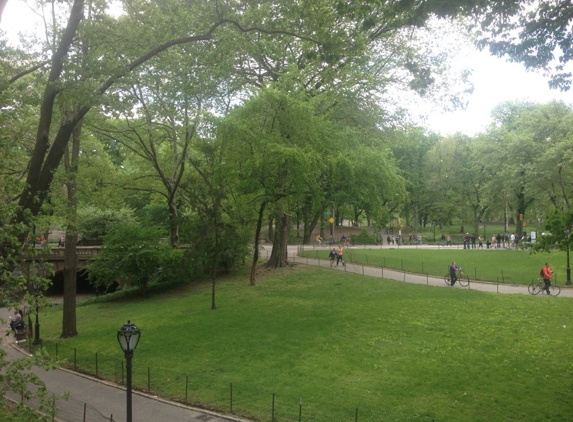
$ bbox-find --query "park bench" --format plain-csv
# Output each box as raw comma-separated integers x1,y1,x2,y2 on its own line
12,320,27,343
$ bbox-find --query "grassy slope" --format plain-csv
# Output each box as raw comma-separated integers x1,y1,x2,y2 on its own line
301,248,570,286
40,265,573,421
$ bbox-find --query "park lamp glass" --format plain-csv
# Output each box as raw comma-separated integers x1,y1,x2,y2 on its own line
117,320,141,354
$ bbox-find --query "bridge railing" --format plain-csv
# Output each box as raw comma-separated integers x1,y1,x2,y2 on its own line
21,246,101,260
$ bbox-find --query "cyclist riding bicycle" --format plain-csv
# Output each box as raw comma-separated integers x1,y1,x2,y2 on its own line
541,262,553,295
449,261,460,286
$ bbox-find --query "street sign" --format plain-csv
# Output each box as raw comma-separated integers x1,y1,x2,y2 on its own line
329,217,334,224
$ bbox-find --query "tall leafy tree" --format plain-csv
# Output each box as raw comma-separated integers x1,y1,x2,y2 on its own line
485,101,573,236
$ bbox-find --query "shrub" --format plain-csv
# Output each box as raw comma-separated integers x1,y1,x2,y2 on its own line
77,206,137,240
352,229,377,245
86,223,178,294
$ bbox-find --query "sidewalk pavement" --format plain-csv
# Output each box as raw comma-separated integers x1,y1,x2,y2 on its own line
1,333,249,422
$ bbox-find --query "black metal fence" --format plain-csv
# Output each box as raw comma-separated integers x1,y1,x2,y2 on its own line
17,339,368,422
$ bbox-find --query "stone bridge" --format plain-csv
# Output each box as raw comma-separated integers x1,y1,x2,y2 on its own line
21,246,101,274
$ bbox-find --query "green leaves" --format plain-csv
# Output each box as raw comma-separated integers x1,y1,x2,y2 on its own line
86,222,175,294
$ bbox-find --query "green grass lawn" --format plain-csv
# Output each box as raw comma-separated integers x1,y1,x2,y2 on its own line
38,265,573,421
301,248,571,286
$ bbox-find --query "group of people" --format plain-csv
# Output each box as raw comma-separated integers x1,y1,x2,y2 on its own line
329,246,345,267
407,234,423,245
440,234,452,246
386,235,401,246
37,235,65,246
489,233,529,249
461,233,485,249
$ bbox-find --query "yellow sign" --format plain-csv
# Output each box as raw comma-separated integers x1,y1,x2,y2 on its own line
329,217,334,224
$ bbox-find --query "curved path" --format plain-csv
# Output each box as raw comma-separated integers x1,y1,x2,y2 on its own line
283,244,573,298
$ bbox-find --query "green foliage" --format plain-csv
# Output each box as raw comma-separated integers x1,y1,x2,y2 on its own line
77,206,138,240
352,229,377,245
534,208,573,253
179,213,251,277
86,222,177,294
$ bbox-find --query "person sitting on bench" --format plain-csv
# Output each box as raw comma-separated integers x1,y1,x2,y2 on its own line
9,310,23,332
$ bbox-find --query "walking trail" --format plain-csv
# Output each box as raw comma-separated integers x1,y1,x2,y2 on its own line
287,244,573,297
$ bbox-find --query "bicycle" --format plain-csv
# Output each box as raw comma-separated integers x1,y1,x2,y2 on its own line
444,268,470,287
528,278,561,296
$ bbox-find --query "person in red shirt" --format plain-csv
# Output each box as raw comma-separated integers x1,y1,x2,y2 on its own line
541,262,553,294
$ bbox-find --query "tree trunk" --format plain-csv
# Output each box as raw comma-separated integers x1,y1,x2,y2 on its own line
211,197,221,310
168,197,180,248
268,216,274,242
414,203,420,234
250,202,266,286
13,0,85,234
264,212,289,269
504,202,509,233
302,210,320,245
61,119,82,338
516,192,526,239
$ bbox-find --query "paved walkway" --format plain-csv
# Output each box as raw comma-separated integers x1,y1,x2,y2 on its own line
287,244,573,297
1,323,249,422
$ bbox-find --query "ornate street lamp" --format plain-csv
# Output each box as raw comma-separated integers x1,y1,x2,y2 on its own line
32,282,42,345
118,321,141,422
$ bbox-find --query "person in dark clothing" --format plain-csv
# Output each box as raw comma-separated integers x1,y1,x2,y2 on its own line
8,310,22,332
329,248,337,268
449,261,460,286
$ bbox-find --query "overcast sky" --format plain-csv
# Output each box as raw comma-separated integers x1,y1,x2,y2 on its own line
3,0,571,137
418,49,572,136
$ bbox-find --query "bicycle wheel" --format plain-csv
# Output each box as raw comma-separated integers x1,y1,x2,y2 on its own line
444,274,451,286
528,282,541,295
458,276,470,288
547,284,561,296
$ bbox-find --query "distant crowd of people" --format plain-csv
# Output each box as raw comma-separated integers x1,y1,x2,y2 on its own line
454,232,531,249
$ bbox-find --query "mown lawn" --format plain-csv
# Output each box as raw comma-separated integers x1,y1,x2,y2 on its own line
301,248,570,286
39,265,573,421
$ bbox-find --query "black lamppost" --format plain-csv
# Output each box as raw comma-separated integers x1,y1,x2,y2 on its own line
32,283,42,345
118,320,141,422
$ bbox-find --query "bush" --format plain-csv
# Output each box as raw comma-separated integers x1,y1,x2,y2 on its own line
178,214,251,278
77,206,137,240
86,223,178,294
352,229,377,245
